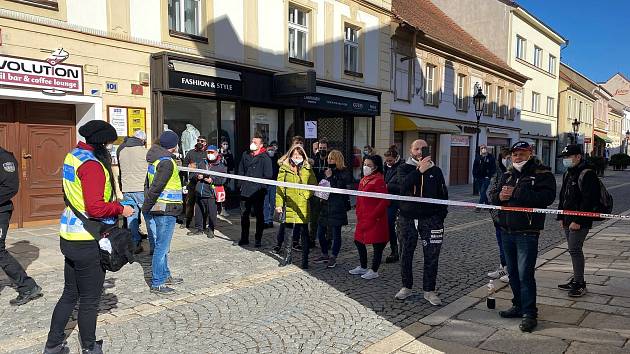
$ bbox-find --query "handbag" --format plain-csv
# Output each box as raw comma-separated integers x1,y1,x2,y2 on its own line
214,185,226,202
62,190,134,272
314,179,331,200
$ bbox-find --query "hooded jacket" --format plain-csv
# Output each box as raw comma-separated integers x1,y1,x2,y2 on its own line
398,157,448,220
192,158,228,198
142,144,184,216
275,147,317,224
557,159,600,229
490,158,556,233
238,148,273,197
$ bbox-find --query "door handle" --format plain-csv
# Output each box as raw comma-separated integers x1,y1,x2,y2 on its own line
22,153,32,159
21,150,29,180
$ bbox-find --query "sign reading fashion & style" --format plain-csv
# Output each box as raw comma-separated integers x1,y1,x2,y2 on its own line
0,52,83,94
168,70,242,97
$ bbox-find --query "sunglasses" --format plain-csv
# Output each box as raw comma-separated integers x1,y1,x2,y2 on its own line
197,139,207,143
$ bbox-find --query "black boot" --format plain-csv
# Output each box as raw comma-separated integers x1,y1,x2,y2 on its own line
279,244,292,267
82,340,103,354
385,252,399,264
557,277,575,291
519,317,537,333
568,281,587,297
10,285,43,306
43,341,70,354
499,306,522,318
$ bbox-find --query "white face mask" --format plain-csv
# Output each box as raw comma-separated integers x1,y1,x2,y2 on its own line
207,153,217,161
249,143,258,151
267,150,276,157
502,158,510,167
363,165,373,176
512,160,527,172
291,158,303,165
562,158,574,168
106,144,114,150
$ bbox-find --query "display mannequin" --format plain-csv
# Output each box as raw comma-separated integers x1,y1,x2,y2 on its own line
181,124,200,154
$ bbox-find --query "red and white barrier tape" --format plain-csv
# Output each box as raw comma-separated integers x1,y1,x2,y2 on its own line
180,167,628,221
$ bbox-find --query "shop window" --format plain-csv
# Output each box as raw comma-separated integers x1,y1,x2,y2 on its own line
288,4,310,63
220,101,236,148
168,0,204,40
344,25,360,74
541,140,551,166
284,109,295,152
163,95,218,155
8,0,57,10
250,107,279,147
353,117,373,180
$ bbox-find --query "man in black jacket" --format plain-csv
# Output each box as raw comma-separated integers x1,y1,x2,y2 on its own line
473,144,496,208
0,147,42,306
384,146,402,263
557,144,600,298
489,141,556,333
394,140,448,306
238,134,272,247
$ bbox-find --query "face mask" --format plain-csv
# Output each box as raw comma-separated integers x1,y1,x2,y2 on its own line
363,150,369,156
207,153,217,161
291,158,303,166
249,143,258,151
328,163,336,170
267,150,276,157
106,144,114,150
512,160,527,172
221,144,229,150
502,158,510,167
363,165,373,176
562,158,574,168
319,150,327,157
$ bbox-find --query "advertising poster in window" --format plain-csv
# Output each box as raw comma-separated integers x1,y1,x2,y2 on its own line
108,106,128,137
127,108,146,136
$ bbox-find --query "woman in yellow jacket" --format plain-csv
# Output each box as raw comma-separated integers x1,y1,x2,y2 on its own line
275,145,317,269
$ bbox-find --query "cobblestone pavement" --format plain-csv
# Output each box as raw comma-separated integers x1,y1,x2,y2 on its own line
1,171,629,353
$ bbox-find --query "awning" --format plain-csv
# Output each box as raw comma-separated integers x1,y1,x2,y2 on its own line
394,114,461,134
594,132,613,143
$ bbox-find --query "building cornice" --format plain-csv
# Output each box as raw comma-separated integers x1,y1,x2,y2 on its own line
511,7,566,45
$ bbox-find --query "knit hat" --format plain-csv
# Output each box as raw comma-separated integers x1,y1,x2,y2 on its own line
159,131,179,149
79,120,118,145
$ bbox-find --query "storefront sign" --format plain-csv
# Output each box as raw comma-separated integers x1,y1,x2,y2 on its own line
0,51,83,94
169,70,242,97
305,121,317,139
451,135,470,147
298,93,379,115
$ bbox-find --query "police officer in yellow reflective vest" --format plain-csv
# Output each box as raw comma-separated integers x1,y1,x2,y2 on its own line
45,120,133,354
143,130,184,295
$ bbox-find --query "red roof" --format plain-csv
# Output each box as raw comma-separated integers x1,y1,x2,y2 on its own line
392,0,526,82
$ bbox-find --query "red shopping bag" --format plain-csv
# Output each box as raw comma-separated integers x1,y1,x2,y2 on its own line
214,186,226,202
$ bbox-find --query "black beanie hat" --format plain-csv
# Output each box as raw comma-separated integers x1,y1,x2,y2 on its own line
79,120,118,145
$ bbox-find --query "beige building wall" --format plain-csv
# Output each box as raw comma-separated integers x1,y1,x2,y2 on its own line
557,78,594,155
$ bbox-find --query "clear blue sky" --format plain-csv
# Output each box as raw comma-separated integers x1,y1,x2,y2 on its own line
517,0,629,83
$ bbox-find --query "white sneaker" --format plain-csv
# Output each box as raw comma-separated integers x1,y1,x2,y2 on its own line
395,287,413,300
424,291,442,306
220,210,230,217
361,270,379,280
349,266,368,275
487,265,507,279
500,274,509,283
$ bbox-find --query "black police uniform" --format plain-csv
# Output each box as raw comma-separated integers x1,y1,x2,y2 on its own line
0,147,40,305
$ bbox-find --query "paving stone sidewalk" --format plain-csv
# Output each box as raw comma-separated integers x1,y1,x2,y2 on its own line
363,211,630,354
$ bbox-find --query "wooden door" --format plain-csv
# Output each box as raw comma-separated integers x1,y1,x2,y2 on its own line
449,146,470,185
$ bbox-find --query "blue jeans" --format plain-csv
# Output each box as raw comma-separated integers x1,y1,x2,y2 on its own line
495,226,506,267
123,192,149,247
318,225,341,257
146,214,176,287
263,186,276,224
479,177,490,204
502,232,539,318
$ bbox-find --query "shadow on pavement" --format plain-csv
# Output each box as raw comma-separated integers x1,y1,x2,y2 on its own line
0,240,40,296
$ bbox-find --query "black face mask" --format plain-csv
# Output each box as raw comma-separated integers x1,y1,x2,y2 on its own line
319,150,328,157
328,163,336,170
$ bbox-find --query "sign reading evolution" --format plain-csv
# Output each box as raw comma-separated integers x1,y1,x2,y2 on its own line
0,54,83,94
168,70,242,96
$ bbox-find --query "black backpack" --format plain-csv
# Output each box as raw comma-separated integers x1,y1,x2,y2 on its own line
578,169,613,220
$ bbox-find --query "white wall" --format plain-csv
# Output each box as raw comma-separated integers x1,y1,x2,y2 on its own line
357,10,379,87
332,2,351,80
130,0,161,42
257,0,285,68
214,0,245,62
66,0,107,32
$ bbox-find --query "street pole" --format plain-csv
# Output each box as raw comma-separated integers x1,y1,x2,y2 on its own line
471,83,486,196
473,116,480,195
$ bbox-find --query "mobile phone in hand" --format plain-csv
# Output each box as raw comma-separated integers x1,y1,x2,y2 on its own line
421,147,430,159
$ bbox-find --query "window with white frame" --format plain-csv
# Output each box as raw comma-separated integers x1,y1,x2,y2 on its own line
496,86,504,118
344,25,359,73
168,0,202,36
568,95,573,119
547,96,554,116
425,64,436,105
507,90,515,119
288,5,309,61
578,101,583,121
573,98,577,120
532,92,540,113
483,82,493,116
394,53,410,101
548,55,556,74
516,36,526,60
456,74,466,110
534,46,543,68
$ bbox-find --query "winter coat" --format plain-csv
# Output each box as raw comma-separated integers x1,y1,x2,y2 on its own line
192,159,228,198
143,144,184,216
275,160,317,224
237,149,273,197
487,158,508,224
0,147,18,213
489,158,556,234
318,167,353,227
473,153,496,179
384,159,402,208
398,158,448,220
116,137,147,193
354,172,390,244
557,160,600,229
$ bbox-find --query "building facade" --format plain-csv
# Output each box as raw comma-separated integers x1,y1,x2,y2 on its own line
592,85,613,157
430,0,566,171
602,73,630,153
0,0,394,226
390,0,527,186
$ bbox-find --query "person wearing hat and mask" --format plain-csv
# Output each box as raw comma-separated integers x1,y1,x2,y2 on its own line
143,130,184,295
188,145,227,238
557,144,601,298
45,120,134,354
489,141,556,333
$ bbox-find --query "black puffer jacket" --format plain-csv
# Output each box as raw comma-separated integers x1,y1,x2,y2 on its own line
557,160,600,229
237,150,273,197
487,158,508,224
490,158,556,234
318,168,353,227
192,160,228,198
398,158,448,220
384,159,402,208
143,145,184,217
